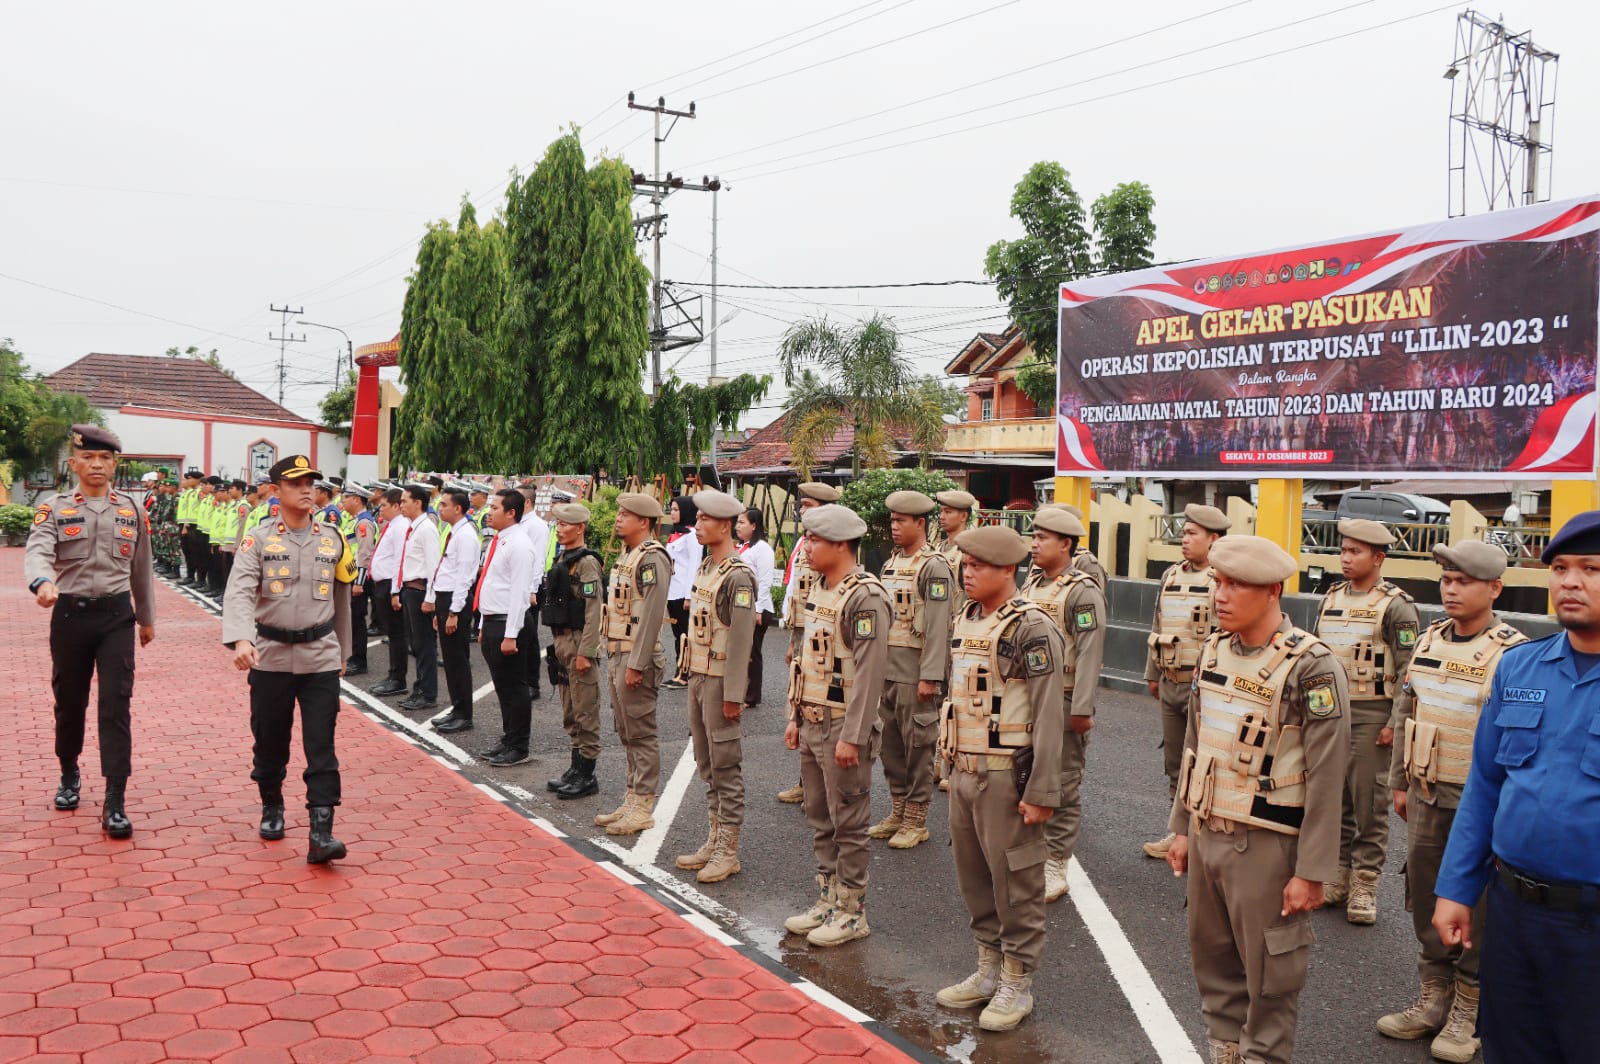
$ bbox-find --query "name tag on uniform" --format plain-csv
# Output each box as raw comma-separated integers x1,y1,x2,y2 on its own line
961,637,992,651
1504,688,1547,703
1444,661,1487,680
1233,676,1274,700
1348,608,1379,619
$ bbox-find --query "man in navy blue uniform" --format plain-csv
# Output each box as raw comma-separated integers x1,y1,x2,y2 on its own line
1434,509,1600,1064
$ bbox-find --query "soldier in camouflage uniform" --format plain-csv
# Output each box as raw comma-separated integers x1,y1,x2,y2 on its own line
150,477,182,577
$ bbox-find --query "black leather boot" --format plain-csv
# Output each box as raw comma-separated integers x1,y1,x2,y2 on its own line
102,778,132,839
547,748,580,792
259,789,286,841
54,763,80,811
307,806,346,864
555,756,599,801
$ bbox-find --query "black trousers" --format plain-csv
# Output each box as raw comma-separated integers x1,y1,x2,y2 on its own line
50,593,135,779
434,590,474,717
182,529,210,582
373,578,408,683
401,586,438,701
519,606,541,693
746,615,768,706
349,580,370,667
248,669,341,808
481,615,531,751
667,598,690,668
210,548,233,593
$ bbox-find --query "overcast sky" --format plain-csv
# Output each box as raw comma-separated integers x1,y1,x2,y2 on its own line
2,0,1593,425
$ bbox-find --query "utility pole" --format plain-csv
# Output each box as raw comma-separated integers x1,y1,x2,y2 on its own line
708,180,726,471
626,93,720,396
268,304,306,407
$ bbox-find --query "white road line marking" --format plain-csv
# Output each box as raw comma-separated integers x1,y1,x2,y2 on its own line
626,743,696,869
1068,857,1202,1063
597,862,644,886
528,815,567,838
679,910,739,946
501,782,535,801
471,680,495,703
589,837,743,927
474,783,505,802
367,637,383,649
338,681,473,765
795,980,872,1024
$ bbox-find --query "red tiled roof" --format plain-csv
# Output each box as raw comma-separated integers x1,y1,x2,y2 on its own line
721,410,922,474
46,353,312,425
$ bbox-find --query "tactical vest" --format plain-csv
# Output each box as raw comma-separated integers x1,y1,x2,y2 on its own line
1180,628,1322,835
1023,568,1093,697
1403,620,1526,789
941,541,968,611
1149,564,1216,676
881,545,938,649
1318,582,1407,700
177,487,196,524
1072,548,1107,589
605,539,670,648
790,570,885,720
687,554,753,677
941,598,1046,769
788,549,821,629
542,547,601,631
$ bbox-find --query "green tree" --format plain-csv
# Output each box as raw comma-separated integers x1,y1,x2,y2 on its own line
1092,181,1157,275
778,314,951,477
318,370,357,437
838,467,958,541
166,344,237,380
640,373,770,481
0,340,102,486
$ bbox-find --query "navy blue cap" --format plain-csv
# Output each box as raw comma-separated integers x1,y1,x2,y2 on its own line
1541,509,1600,563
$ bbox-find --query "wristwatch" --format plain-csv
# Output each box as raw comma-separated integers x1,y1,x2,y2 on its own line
29,577,48,594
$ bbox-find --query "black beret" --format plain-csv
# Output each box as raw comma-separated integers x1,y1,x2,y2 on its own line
70,424,122,453
268,455,320,481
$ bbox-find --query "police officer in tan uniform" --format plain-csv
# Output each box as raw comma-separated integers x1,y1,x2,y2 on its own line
1313,517,1420,922
935,489,976,614
782,504,892,947
1378,541,1524,1062
868,490,954,850
1145,503,1230,859
1166,536,1351,1064
937,525,1064,1033
1043,502,1107,590
595,493,673,837
675,489,759,883
543,502,605,800
778,481,842,806
1022,507,1106,903
222,455,354,863
26,424,156,838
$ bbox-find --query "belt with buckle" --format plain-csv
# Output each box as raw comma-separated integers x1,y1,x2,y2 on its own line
256,621,335,645
58,591,130,610
1496,859,1600,912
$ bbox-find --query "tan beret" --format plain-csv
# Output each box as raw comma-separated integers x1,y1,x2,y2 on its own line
693,489,743,520
936,490,977,510
885,489,936,516
1033,508,1086,538
1434,541,1507,581
617,492,664,520
1337,518,1395,548
1183,503,1232,532
1208,535,1298,585
796,481,841,503
1046,502,1084,519
552,502,592,525
956,525,1031,567
801,503,867,542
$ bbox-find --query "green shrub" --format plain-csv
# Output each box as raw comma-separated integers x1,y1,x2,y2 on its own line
0,504,33,537
838,468,959,540
585,484,624,571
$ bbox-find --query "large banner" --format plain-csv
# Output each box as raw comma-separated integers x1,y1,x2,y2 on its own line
1056,197,1600,479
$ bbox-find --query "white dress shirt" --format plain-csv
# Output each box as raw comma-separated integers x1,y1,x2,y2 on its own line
519,510,551,592
741,539,776,615
666,532,702,600
397,511,441,587
369,514,411,583
476,525,536,638
426,516,481,609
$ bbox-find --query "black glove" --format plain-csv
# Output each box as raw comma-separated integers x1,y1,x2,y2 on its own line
1012,745,1034,800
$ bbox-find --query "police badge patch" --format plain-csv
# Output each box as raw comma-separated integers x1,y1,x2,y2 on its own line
929,579,948,601
1024,641,1054,675
734,586,753,609
33,506,50,525
640,565,656,586
854,612,876,639
1396,622,1418,649
581,580,597,597
1305,673,1338,718
1074,606,1097,631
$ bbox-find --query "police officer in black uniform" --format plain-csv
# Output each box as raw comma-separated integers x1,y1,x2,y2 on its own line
25,424,157,838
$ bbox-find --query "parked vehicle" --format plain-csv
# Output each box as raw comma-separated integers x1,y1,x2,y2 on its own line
1305,491,1451,525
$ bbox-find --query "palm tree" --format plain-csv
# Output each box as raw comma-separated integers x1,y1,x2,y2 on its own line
778,314,954,477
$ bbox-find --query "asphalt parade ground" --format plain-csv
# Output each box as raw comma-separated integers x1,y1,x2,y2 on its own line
3,550,1472,1063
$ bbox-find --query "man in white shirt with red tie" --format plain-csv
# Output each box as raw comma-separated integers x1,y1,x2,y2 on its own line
367,488,412,697
518,486,552,702
477,489,537,766
394,484,442,711
424,487,481,734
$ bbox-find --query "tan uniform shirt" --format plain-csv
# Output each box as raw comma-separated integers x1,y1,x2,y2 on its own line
1144,560,1215,683
1314,579,1421,725
692,554,758,704
1168,615,1351,884
353,514,378,570
1072,548,1108,590
25,488,156,625
1022,567,1107,718
882,546,954,685
222,519,353,673
569,552,606,660
616,541,672,672
796,566,893,747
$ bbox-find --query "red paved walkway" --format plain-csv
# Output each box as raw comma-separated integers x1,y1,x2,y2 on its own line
0,550,912,1064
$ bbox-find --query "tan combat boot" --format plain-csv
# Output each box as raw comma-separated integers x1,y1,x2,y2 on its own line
1376,977,1452,1040
784,874,835,935
1045,856,1070,903
1323,866,1352,908
1207,1038,1241,1064
777,782,804,804
675,813,719,870
1347,869,1379,925
606,794,656,836
1429,981,1480,1063
1142,831,1174,859
888,801,930,849
868,795,906,840
594,791,636,828
697,825,742,883
807,885,869,947
936,946,1002,1009
978,957,1034,1031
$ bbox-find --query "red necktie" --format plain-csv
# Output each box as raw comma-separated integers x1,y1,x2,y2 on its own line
473,533,498,613
397,524,415,582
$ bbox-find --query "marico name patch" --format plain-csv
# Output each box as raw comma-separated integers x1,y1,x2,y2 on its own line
1503,688,1546,703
